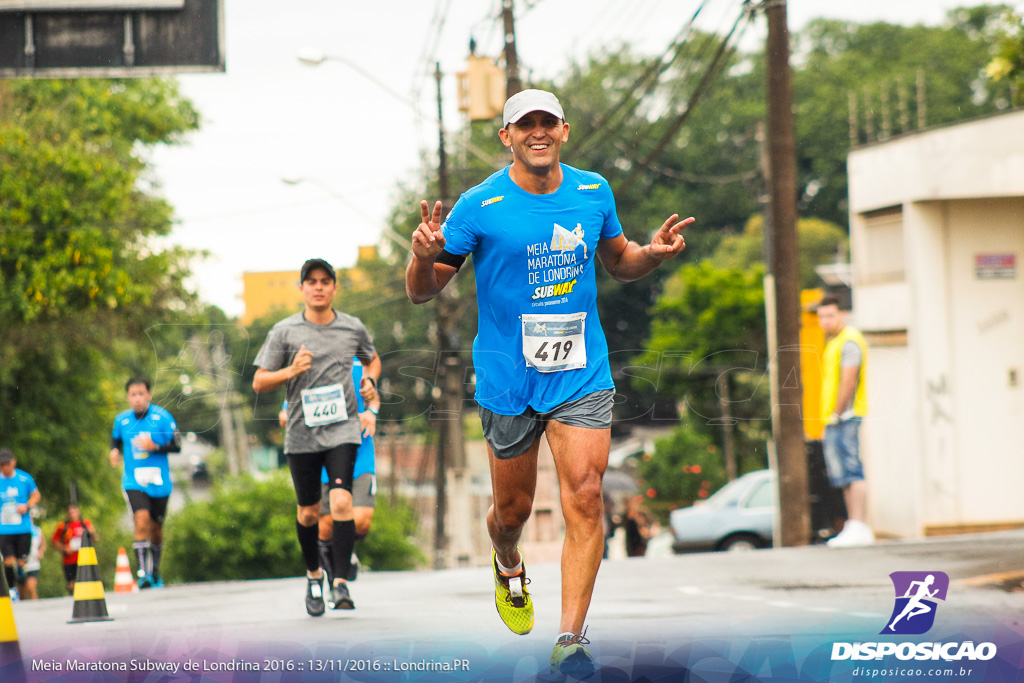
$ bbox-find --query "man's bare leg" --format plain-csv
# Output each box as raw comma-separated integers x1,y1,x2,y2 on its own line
486,439,541,569
546,421,609,635
844,480,868,523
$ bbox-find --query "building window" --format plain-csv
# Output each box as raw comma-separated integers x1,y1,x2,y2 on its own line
861,206,905,283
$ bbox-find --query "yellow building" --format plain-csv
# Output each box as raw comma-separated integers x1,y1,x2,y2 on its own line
241,246,378,324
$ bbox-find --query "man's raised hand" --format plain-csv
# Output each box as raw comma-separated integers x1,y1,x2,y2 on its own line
646,214,694,261
411,200,446,260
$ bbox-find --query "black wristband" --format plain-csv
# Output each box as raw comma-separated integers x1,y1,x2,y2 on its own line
364,376,377,389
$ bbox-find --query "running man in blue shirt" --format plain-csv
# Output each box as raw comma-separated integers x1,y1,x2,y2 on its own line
406,89,691,676
110,378,180,589
0,448,41,599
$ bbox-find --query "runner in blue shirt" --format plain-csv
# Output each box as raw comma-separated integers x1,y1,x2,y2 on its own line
0,448,41,599
110,378,180,589
406,89,692,676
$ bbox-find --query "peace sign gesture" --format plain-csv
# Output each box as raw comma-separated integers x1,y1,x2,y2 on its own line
645,214,693,261
411,200,446,260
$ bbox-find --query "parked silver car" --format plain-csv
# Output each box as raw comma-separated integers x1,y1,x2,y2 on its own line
670,469,775,553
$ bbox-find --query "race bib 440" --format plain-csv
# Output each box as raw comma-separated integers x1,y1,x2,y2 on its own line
301,383,349,427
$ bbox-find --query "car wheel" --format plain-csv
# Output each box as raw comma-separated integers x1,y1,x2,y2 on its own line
719,534,761,552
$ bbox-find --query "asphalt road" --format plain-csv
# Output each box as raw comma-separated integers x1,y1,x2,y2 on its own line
6,529,1024,682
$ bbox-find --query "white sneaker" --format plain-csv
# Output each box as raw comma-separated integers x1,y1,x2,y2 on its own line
827,520,875,547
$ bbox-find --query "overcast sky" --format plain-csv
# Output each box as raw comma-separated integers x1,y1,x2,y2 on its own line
150,0,1019,317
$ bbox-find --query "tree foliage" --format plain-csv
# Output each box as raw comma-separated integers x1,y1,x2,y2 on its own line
712,214,848,290
636,427,721,514
986,7,1024,106
162,473,303,582
793,6,1012,224
162,473,424,583
0,78,199,518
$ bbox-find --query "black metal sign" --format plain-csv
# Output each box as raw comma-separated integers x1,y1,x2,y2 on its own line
0,0,223,77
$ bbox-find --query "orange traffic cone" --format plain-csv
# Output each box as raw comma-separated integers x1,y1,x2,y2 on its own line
0,565,26,683
68,530,113,624
113,548,138,594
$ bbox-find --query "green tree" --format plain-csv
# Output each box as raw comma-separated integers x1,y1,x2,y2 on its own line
162,473,423,582
711,214,848,290
986,7,1024,106
638,260,772,472
636,427,724,517
162,473,301,582
356,495,426,571
0,77,199,519
793,7,1011,225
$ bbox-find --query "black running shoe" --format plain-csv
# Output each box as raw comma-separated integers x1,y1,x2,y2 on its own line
331,581,355,610
305,575,326,617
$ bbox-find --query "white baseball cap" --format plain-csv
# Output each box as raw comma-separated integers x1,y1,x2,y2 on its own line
502,89,565,128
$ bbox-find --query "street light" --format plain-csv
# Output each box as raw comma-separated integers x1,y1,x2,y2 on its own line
296,50,501,171
296,49,326,67
280,175,410,253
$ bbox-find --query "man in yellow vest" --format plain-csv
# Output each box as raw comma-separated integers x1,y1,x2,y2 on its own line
817,295,874,547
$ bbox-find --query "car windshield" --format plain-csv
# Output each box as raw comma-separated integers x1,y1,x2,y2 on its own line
702,476,751,509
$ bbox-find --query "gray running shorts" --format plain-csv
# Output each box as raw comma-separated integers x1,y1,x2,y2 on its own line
479,389,615,460
319,472,376,515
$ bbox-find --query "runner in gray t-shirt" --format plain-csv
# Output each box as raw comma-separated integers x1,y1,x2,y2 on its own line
252,258,380,616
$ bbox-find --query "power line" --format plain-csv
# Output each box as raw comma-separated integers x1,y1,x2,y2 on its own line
411,0,456,169
567,0,709,160
622,141,758,185
308,53,502,171
617,0,753,194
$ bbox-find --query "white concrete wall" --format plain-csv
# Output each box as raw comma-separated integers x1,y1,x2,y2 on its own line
861,344,919,538
848,109,1024,536
849,110,1024,212
945,199,1024,523
904,202,962,529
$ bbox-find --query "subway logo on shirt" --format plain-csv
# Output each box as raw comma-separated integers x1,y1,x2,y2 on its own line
531,278,578,301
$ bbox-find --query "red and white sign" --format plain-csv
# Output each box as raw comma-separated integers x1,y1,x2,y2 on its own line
975,253,1016,281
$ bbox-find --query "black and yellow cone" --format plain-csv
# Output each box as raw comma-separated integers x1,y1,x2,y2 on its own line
68,529,114,624
0,564,27,683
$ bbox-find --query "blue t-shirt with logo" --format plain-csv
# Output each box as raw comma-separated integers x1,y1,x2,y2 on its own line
0,469,38,535
111,404,177,498
441,164,623,415
284,358,376,484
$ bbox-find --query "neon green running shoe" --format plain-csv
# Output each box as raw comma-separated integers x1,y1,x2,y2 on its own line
492,548,534,635
550,628,595,678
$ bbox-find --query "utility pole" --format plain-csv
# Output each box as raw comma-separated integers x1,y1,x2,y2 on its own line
764,0,810,547
432,61,450,570
717,372,737,481
211,334,241,476
502,0,522,97
432,61,469,569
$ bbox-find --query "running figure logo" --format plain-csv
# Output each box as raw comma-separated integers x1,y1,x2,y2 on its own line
882,571,949,635
551,223,587,260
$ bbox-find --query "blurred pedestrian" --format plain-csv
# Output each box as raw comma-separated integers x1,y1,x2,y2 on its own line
0,448,40,600
817,295,874,547
51,504,98,594
623,494,657,557
110,378,180,588
254,258,380,616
